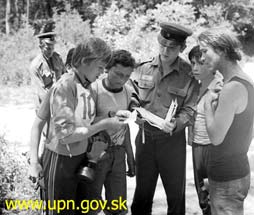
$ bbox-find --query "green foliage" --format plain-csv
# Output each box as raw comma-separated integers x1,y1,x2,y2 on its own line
0,24,37,86
190,3,233,41
197,3,231,27
0,135,39,214
0,5,93,86
0,0,254,86
93,0,197,61
147,0,196,27
93,1,132,47
192,0,254,41
53,4,92,48
225,2,254,41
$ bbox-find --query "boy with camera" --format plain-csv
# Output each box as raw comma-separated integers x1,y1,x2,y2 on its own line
29,38,125,215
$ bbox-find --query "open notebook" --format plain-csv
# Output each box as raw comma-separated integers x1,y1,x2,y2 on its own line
124,99,178,130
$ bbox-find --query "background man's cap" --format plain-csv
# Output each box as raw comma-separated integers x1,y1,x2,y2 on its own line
37,32,56,44
34,21,56,44
158,22,193,46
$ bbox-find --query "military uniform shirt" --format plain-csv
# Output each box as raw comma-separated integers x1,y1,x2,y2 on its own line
30,52,65,109
131,55,199,132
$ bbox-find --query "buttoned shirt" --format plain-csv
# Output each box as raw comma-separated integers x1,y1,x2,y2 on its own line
30,52,66,110
46,68,95,156
131,55,199,133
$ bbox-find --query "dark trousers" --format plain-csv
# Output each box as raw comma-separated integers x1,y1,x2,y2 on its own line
85,146,127,215
42,148,87,215
131,127,186,215
192,142,211,215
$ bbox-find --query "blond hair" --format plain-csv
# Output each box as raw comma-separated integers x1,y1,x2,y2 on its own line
198,28,242,62
72,37,112,68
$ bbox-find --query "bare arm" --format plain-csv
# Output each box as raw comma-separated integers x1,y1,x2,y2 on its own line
29,89,52,179
29,116,46,179
204,81,248,145
29,117,46,163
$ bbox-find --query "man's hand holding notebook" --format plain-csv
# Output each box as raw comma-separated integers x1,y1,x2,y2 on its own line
133,99,178,132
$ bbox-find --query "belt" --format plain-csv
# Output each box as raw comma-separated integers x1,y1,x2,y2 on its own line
143,122,166,134
106,144,124,151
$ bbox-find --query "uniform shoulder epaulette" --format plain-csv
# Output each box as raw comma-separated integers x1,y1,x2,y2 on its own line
52,51,61,58
137,57,154,67
178,57,192,76
30,54,44,70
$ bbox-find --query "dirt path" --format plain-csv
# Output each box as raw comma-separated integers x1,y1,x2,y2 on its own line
0,105,254,214
0,104,35,153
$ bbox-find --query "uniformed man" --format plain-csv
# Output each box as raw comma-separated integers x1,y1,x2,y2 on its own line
30,27,66,111
130,22,199,215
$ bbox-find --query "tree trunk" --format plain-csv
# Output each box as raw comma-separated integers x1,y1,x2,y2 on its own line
14,0,18,18
12,0,19,30
26,0,29,27
5,0,11,34
97,0,103,15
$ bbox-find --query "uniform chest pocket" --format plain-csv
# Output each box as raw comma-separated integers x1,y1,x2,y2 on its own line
42,72,53,88
53,64,63,80
167,86,187,107
138,79,155,101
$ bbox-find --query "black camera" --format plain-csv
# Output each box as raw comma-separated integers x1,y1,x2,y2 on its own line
77,131,111,182
77,160,97,182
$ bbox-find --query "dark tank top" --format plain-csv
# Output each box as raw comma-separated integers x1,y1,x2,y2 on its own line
208,76,254,181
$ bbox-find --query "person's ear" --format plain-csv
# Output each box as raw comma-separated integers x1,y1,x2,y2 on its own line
180,43,186,52
39,41,44,49
215,48,225,57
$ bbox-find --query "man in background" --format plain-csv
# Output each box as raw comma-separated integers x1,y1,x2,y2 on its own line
30,22,66,112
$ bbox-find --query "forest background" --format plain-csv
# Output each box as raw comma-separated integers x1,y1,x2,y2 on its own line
0,0,254,214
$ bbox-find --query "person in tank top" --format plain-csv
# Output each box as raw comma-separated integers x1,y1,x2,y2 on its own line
198,28,254,215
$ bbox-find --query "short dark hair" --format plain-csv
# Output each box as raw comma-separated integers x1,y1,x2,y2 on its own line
188,45,202,62
106,50,136,70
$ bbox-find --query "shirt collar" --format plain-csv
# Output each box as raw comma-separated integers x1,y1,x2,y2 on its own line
38,52,48,62
150,56,160,66
72,67,91,88
151,55,180,78
152,55,180,70
43,53,49,61
102,78,123,93
41,51,53,62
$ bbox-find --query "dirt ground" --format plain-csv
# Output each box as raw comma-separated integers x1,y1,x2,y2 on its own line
0,100,254,215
